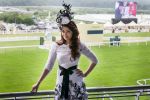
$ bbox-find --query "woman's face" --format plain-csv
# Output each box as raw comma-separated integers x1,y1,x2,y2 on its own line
61,26,72,42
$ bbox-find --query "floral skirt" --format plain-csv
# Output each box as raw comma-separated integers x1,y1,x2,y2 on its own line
54,65,88,100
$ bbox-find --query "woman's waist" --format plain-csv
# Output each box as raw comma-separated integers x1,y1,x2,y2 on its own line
59,63,78,69
57,65,83,83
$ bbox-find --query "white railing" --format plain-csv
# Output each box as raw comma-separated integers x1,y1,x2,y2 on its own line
84,40,149,48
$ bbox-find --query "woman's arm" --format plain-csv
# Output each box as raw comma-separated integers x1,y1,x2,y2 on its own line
76,62,97,77
83,62,96,77
31,42,57,92
77,43,98,77
31,69,49,92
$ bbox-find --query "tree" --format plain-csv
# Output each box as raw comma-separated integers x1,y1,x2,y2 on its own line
0,12,35,25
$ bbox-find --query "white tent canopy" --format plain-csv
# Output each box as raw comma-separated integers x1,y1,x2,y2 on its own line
92,22,98,24
139,21,150,26
127,21,137,26
114,21,125,27
104,21,113,27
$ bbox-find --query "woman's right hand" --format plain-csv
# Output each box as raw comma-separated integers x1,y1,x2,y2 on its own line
31,83,39,93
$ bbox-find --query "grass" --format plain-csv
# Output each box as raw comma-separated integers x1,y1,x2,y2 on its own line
103,32,150,37
84,43,150,87
0,42,150,93
0,40,40,47
0,47,49,93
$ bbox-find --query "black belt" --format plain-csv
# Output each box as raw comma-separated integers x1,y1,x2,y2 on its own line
59,65,77,99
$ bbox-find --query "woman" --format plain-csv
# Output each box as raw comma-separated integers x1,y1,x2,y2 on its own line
31,3,98,100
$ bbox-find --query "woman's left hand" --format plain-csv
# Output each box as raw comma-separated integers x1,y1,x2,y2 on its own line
76,69,86,77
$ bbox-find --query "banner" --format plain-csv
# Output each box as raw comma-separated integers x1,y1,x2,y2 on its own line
115,1,137,19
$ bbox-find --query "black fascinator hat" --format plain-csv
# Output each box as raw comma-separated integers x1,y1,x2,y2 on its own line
56,1,74,26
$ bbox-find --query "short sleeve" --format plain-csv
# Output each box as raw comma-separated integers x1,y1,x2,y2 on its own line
44,42,57,71
80,43,98,64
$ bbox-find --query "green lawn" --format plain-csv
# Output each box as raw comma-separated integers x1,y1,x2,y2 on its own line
0,40,40,47
85,43,150,87
0,43,150,94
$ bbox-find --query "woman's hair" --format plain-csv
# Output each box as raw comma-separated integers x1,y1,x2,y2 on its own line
56,21,80,61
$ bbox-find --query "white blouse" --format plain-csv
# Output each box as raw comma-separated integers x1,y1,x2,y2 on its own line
45,42,98,71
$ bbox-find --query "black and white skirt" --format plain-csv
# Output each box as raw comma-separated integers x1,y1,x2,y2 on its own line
54,65,88,100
